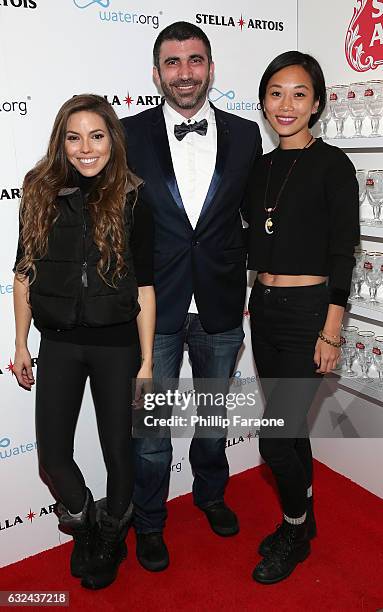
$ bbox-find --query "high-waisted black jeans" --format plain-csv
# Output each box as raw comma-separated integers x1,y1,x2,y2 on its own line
249,280,328,518
36,337,141,519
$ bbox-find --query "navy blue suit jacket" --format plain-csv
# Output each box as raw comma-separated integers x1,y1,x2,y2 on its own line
121,103,262,334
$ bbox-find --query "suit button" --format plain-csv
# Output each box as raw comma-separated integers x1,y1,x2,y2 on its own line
192,241,200,247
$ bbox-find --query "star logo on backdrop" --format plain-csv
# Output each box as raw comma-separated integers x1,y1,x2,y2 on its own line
246,431,259,442
6,359,14,375
26,509,36,523
124,94,134,109
238,15,246,31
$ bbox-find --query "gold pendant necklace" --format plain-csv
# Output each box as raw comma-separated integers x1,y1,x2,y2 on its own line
265,217,274,234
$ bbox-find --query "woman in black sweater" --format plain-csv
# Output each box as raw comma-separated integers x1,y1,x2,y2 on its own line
247,52,359,583
13,94,155,589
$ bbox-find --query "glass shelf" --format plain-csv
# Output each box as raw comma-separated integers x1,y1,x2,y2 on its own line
348,300,383,322
335,373,383,404
324,136,383,149
360,224,383,238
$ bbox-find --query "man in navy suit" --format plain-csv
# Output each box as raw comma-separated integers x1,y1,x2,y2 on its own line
121,21,262,572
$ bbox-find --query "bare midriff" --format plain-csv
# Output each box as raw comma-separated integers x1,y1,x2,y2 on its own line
257,273,327,287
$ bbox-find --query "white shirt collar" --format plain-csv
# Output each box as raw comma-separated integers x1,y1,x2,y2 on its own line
163,98,211,126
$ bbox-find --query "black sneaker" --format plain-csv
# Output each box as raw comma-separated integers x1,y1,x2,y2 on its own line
202,502,239,537
258,498,316,557
252,521,310,584
136,533,169,572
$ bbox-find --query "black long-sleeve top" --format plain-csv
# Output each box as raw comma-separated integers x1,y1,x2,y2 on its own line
245,138,360,307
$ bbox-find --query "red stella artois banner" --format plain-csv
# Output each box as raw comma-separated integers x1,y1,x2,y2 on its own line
346,0,383,71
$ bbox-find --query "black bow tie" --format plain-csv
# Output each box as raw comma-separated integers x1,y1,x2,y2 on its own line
174,118,208,141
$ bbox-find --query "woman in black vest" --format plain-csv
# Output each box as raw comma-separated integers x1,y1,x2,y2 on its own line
13,94,155,589
246,53,359,583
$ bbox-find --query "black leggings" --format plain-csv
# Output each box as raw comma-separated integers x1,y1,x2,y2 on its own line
36,338,141,519
249,281,328,518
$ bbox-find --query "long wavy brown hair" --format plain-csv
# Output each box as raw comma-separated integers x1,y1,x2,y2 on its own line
16,93,141,285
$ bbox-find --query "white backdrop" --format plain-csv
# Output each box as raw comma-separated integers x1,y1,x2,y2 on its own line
0,0,297,566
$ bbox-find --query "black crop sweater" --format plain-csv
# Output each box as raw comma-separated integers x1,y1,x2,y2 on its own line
245,138,360,307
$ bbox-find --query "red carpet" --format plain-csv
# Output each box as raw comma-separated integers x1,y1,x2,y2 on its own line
0,461,382,611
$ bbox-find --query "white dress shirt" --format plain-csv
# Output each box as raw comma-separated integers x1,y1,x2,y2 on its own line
163,99,217,314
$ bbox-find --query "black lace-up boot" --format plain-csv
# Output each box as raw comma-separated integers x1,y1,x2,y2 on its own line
253,520,310,584
258,497,316,556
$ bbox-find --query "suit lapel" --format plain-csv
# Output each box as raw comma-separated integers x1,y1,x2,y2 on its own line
149,103,230,230
150,106,191,226
197,106,230,226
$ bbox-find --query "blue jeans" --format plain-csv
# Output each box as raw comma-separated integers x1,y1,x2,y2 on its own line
133,314,244,533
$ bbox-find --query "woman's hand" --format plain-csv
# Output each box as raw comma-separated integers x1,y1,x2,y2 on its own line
13,346,35,390
134,359,153,407
314,303,344,374
314,337,340,374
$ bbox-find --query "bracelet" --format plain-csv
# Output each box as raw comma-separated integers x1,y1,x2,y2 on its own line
318,330,342,348
322,329,340,340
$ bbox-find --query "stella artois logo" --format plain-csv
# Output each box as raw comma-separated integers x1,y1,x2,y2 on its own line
346,0,383,72
356,342,366,349
348,90,356,98
366,177,374,185
373,346,382,355
330,92,338,101
364,261,373,269
341,336,346,345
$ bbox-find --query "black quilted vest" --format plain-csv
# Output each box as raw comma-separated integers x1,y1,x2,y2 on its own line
30,187,139,330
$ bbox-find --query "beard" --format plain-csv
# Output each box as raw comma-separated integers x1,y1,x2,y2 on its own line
159,74,210,111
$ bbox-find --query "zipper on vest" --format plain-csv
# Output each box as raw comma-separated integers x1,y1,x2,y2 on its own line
81,262,88,287
81,206,88,288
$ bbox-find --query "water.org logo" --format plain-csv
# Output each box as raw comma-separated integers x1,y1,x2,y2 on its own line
73,0,161,29
231,370,257,388
171,457,185,474
0,436,37,461
0,97,31,116
209,87,261,113
0,281,13,296
0,0,37,8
